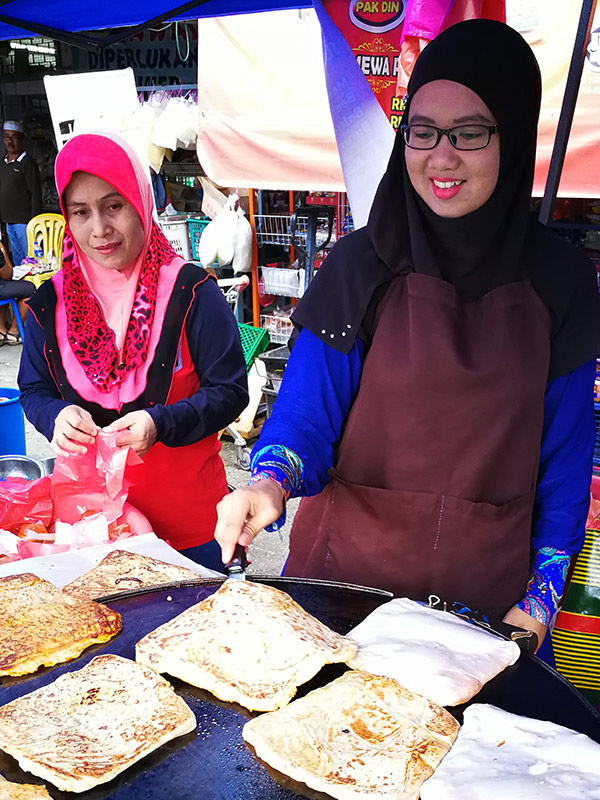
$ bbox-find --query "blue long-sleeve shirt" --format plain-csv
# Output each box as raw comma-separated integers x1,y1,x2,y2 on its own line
18,277,249,446
252,328,596,622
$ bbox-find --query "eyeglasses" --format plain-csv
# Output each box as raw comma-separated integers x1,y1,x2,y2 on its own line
401,124,499,151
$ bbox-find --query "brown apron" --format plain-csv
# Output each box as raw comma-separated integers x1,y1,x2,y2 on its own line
285,272,550,618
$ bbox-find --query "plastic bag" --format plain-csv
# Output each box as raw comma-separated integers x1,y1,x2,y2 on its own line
199,195,253,271
0,433,150,562
198,214,220,267
50,431,141,525
232,208,253,274
0,475,52,534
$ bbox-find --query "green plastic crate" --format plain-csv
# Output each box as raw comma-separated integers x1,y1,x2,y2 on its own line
187,216,211,261
238,323,270,370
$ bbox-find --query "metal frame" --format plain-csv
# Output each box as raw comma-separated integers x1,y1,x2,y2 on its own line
539,0,599,225
0,0,210,52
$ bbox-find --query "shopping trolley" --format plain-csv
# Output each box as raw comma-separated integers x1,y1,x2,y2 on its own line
217,275,269,469
217,275,249,320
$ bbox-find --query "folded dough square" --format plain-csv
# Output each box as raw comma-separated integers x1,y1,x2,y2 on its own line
243,670,460,800
61,549,204,601
0,774,52,798
0,654,196,793
419,703,600,799
346,598,520,706
0,573,122,678
135,580,357,711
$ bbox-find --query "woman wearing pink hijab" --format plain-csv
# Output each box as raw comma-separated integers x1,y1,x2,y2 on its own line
18,133,248,570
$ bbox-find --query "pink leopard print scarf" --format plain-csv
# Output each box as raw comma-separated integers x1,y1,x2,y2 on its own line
61,220,179,393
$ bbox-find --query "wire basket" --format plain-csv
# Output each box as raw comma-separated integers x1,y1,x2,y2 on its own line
260,266,305,298
238,323,270,370
252,215,299,247
253,213,336,249
157,217,191,261
260,313,294,344
187,216,211,262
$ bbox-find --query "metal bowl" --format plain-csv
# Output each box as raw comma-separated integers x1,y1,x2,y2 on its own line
0,455,46,481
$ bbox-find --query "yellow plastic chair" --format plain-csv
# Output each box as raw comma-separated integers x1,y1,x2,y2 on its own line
26,213,65,263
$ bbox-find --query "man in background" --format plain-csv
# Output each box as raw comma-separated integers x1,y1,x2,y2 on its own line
0,120,42,267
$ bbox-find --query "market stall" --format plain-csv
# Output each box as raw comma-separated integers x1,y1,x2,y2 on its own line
0,4,599,797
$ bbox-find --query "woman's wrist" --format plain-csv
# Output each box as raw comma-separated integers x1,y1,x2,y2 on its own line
248,470,287,497
517,547,571,626
250,444,304,498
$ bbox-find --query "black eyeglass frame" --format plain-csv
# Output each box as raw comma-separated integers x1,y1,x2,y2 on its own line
400,123,499,151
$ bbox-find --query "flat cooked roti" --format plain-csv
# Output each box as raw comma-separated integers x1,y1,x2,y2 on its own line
135,580,357,711
419,703,600,800
0,654,196,793
0,574,122,678
0,775,52,799
243,670,460,800
61,549,204,601
347,598,520,706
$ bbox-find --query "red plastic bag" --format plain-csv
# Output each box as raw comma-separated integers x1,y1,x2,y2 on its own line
0,475,52,534
0,433,148,555
50,431,143,525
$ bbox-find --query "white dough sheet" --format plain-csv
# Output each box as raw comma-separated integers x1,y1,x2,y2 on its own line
346,597,520,707
420,703,600,800
0,532,223,587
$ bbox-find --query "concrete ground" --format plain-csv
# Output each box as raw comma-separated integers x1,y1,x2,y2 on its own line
0,342,296,576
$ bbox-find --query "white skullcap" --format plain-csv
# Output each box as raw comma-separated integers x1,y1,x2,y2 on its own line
3,120,23,133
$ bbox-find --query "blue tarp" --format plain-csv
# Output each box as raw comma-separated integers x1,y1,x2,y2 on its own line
0,1,311,42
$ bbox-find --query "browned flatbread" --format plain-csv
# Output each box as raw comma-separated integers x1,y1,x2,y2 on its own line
243,670,460,800
61,549,204,601
0,573,122,678
136,580,358,711
0,775,52,799
0,654,196,793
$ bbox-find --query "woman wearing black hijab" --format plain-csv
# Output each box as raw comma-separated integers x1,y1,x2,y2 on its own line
215,20,600,648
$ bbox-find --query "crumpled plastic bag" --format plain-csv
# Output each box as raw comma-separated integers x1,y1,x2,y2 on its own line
0,433,151,562
0,475,52,534
152,95,197,151
50,430,142,525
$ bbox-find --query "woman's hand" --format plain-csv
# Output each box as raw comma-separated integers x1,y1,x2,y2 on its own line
502,605,548,652
103,411,157,457
215,479,286,564
51,405,99,456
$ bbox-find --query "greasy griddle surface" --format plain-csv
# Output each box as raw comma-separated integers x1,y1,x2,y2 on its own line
1,578,599,800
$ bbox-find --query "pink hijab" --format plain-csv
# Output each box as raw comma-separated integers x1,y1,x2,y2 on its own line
55,133,185,396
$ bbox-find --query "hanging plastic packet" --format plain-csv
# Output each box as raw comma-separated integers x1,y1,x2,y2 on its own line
199,194,253,272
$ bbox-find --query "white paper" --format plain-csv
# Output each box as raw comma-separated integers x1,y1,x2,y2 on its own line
12,262,32,279
0,533,223,587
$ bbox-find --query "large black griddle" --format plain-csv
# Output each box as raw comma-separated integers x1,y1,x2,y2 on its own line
1,577,600,800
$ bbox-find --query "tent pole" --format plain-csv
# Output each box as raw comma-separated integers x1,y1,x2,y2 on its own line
248,189,260,328
539,0,598,226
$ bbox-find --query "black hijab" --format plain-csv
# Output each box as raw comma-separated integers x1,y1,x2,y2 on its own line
292,19,599,377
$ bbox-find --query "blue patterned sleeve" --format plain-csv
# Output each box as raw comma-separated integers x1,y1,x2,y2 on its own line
250,328,364,529
517,359,596,625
